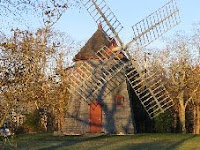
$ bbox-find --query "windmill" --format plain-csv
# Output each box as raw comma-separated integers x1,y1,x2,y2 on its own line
67,0,180,120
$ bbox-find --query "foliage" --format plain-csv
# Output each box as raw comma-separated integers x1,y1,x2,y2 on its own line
18,108,56,133
0,0,79,134
23,109,41,132
14,126,26,135
0,29,53,122
0,26,76,132
131,26,200,133
154,112,173,133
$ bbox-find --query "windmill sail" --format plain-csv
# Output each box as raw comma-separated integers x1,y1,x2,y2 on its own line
67,46,128,103
125,61,173,118
132,0,180,48
69,0,180,118
80,0,124,45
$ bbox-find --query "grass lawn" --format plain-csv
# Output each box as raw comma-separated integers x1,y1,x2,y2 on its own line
0,133,200,150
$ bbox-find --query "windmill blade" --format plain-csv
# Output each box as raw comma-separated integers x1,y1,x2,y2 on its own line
70,0,180,119
132,0,180,48
68,50,174,119
67,45,128,103
124,0,180,118
125,61,173,119
80,0,124,46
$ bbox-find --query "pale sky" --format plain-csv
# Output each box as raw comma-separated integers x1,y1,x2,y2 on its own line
54,0,200,46
1,0,200,48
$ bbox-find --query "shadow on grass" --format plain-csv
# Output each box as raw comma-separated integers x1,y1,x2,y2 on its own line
39,135,112,150
120,134,197,150
167,134,197,149
1,134,116,149
39,134,146,150
3,133,197,150
119,140,168,150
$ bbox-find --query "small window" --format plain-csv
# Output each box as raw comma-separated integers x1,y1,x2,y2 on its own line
115,95,124,106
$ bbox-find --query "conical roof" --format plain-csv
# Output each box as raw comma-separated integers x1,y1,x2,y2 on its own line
73,26,110,61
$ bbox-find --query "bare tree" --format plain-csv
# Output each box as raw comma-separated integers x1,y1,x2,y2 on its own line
0,28,53,127
0,0,80,32
148,31,200,133
0,0,79,130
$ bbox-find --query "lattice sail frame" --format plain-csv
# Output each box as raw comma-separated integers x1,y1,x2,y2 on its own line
67,46,128,103
80,0,124,45
68,0,180,118
132,0,180,48
125,62,174,118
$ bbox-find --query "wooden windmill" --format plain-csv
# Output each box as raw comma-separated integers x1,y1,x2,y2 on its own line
65,0,180,134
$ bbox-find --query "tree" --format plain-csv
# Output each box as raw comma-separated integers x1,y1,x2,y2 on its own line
0,0,80,130
192,67,200,134
0,28,53,127
0,27,78,132
0,0,80,33
147,31,200,133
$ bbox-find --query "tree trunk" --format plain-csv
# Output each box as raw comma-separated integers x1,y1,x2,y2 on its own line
193,105,197,134
194,100,200,134
178,91,186,133
179,103,186,133
172,113,178,132
0,110,9,127
57,99,64,133
57,112,62,132
197,103,200,134
0,105,10,127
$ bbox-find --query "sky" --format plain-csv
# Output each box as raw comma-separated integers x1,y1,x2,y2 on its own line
53,0,200,48
1,0,200,49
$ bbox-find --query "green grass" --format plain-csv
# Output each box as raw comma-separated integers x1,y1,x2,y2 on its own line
0,133,200,150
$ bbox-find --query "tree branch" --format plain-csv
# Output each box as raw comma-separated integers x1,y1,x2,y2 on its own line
185,84,200,108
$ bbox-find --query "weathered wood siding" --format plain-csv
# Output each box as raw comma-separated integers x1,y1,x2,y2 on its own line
63,60,135,134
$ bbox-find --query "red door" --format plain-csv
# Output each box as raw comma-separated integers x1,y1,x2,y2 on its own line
90,102,102,133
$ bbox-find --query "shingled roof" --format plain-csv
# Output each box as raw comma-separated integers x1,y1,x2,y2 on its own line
73,25,110,61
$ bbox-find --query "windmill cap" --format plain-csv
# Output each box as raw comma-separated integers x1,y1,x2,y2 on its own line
73,26,110,61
